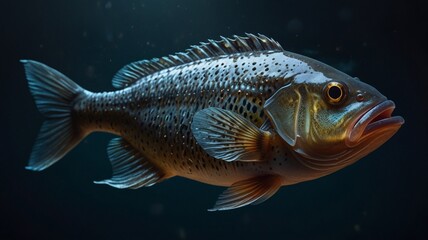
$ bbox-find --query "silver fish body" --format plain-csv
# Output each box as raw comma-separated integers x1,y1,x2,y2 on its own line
77,51,305,184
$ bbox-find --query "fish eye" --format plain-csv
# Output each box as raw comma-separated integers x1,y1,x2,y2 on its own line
324,82,347,105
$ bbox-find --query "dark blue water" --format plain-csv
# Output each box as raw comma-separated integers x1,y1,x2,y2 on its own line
2,0,427,239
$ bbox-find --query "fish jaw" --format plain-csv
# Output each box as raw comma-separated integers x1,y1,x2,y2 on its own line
346,100,404,148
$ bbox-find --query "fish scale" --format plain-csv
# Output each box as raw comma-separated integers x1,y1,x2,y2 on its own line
75,51,295,184
22,33,404,211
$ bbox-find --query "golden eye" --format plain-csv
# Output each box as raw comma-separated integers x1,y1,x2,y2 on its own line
324,82,347,105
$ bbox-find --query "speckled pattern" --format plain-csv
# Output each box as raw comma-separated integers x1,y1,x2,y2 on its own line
74,34,308,186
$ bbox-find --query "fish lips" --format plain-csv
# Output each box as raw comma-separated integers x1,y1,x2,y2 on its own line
346,100,405,147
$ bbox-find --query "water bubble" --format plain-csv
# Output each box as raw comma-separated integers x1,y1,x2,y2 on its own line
242,213,251,224
353,224,361,232
287,18,303,33
338,7,353,21
149,202,164,216
336,60,356,73
177,227,186,239
85,66,96,78
105,31,114,42
105,1,112,9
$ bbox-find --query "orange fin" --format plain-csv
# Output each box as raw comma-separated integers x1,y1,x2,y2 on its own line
94,138,164,189
208,175,282,211
191,107,272,162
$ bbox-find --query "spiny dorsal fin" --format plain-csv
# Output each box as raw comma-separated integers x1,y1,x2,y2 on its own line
112,33,284,89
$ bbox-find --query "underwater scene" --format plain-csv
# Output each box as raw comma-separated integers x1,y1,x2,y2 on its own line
1,0,427,239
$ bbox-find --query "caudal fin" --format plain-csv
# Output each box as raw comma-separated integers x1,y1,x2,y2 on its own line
22,60,86,171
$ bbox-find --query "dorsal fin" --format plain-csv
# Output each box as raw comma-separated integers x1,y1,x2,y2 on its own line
112,33,284,89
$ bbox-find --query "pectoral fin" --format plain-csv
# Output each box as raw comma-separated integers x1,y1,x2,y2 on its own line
191,107,272,162
208,175,283,211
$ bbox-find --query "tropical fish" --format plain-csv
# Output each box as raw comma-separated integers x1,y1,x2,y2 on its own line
22,34,404,211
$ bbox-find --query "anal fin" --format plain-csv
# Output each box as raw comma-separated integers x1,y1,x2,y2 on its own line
94,138,164,189
208,175,283,211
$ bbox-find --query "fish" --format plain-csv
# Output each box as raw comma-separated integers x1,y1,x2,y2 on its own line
22,33,404,211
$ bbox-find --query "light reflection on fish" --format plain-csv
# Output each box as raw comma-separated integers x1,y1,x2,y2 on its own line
22,34,404,211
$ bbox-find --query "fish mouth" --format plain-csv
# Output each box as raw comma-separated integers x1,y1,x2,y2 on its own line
346,100,404,147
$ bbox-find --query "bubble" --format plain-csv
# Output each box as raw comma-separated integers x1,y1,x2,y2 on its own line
287,18,303,33
149,202,164,216
85,66,96,78
336,60,356,74
242,213,251,224
338,7,353,21
105,1,112,9
353,224,361,232
302,49,319,56
177,227,186,239
105,31,114,42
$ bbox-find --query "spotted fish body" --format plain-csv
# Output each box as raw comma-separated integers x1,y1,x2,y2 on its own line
78,49,299,185
22,34,404,211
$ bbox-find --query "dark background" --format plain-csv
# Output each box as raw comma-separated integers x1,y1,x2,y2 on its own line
1,0,427,239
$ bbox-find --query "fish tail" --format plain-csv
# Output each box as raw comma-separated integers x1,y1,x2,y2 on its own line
21,60,87,171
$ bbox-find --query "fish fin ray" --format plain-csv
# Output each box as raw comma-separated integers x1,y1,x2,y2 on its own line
112,33,284,89
208,175,282,211
191,107,271,162
21,60,86,171
94,138,165,189
260,119,273,131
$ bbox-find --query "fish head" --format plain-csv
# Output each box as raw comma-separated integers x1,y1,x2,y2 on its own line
264,62,404,168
